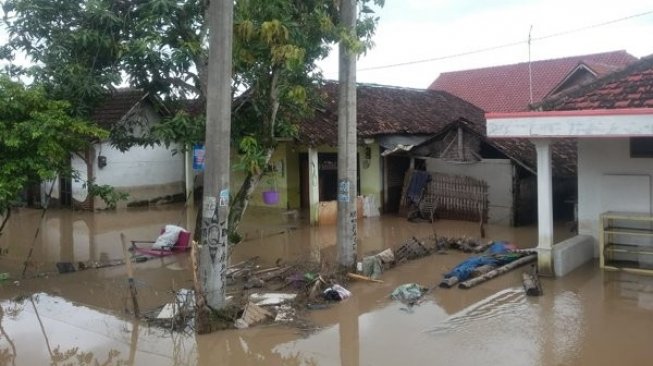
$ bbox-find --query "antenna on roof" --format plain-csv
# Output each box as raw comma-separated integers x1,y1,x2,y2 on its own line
528,25,534,105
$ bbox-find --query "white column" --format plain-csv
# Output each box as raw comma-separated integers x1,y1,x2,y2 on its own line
308,148,320,225
533,139,554,276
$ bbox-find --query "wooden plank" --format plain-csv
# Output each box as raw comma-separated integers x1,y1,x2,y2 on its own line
120,233,140,317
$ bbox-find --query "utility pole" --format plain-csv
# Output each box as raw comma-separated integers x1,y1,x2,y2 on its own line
337,0,358,268
194,0,233,333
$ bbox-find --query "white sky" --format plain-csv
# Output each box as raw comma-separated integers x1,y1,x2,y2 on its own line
318,0,653,88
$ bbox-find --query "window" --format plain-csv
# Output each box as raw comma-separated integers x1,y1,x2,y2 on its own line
630,137,653,158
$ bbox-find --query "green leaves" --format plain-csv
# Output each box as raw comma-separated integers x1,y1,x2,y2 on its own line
233,136,268,175
0,76,107,215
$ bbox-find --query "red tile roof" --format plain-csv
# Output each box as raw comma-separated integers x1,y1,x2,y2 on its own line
429,50,637,113
538,54,653,111
299,82,486,146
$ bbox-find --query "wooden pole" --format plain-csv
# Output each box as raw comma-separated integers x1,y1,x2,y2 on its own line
347,272,384,283
458,254,537,289
120,233,140,317
522,265,543,296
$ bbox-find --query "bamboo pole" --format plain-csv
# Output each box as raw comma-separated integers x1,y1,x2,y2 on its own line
120,233,140,317
471,264,495,277
347,272,384,283
439,276,459,288
458,254,537,289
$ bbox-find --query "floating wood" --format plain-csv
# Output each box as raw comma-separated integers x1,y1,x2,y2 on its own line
458,254,537,289
257,266,292,281
347,272,384,283
253,266,282,276
439,276,459,288
522,265,543,296
120,233,140,317
395,237,430,262
235,302,273,328
308,276,326,300
228,256,259,269
471,264,495,277
473,241,494,253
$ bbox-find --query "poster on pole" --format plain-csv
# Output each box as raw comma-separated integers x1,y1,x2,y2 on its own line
193,144,205,171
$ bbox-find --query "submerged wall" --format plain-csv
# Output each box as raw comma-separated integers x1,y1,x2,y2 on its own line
577,138,653,255
425,158,514,225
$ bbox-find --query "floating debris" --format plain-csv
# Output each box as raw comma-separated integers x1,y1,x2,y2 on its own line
235,302,273,329
249,292,297,306
390,283,428,306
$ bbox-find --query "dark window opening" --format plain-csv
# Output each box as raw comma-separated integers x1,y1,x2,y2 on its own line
630,137,653,158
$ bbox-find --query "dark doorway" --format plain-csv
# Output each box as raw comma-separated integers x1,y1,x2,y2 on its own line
384,155,411,213
299,152,361,208
60,176,73,208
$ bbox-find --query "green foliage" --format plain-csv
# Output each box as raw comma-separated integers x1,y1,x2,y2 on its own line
232,136,268,175
0,76,107,215
86,180,129,209
151,110,206,154
1,0,384,226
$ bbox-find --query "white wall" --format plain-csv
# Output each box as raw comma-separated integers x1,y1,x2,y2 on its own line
578,138,653,254
425,158,514,225
92,142,184,187
69,142,184,207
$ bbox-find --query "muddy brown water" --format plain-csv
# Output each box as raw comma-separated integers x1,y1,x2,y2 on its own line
1,205,653,365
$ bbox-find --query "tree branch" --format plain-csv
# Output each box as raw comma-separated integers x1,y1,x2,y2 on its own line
269,68,280,141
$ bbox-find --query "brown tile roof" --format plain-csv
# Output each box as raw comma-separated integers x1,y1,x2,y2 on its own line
89,89,150,128
491,139,577,177
429,50,637,113
537,54,653,111
300,82,578,176
299,82,486,146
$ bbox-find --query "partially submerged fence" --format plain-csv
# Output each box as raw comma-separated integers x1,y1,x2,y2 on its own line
400,170,489,225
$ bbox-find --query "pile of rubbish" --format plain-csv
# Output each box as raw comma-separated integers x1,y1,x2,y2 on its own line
143,236,540,331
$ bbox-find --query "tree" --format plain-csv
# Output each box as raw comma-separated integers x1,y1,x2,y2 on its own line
1,0,385,239
0,76,107,231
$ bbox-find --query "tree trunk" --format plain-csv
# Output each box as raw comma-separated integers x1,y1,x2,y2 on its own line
228,148,274,237
0,209,10,239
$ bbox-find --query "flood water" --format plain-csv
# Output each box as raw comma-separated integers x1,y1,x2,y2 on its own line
1,204,653,365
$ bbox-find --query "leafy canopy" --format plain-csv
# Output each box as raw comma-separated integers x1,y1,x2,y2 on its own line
0,75,107,215
0,0,384,225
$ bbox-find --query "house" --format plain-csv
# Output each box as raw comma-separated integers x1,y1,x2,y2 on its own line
256,82,552,226
429,50,637,112
429,50,639,224
43,89,187,210
486,54,653,277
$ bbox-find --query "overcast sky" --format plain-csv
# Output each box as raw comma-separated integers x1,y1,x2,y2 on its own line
318,0,653,88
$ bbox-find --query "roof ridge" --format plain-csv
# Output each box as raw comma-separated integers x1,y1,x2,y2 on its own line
436,49,633,75
534,53,653,110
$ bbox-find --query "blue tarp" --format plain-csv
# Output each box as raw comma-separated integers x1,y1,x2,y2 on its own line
444,242,519,281
406,171,430,205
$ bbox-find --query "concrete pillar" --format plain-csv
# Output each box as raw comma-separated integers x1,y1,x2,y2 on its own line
308,148,320,225
533,139,554,276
